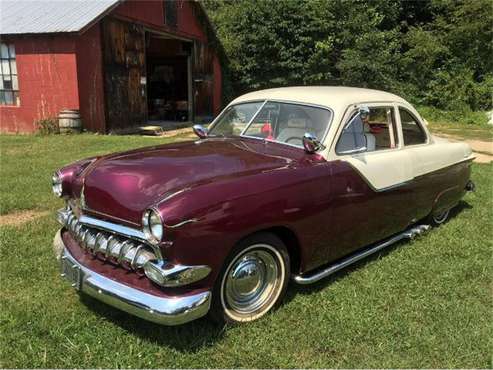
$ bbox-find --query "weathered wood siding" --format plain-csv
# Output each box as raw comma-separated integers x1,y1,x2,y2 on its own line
193,42,214,122
102,17,146,131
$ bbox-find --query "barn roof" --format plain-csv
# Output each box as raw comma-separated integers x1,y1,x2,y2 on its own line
0,0,121,35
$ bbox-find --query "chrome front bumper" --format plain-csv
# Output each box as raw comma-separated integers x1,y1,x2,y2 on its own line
55,230,211,326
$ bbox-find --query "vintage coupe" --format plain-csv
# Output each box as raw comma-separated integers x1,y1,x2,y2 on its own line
53,87,475,325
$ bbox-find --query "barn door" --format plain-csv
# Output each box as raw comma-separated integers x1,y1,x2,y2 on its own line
193,42,214,123
102,17,146,132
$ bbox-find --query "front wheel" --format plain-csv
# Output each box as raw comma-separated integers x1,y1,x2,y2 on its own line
210,233,290,324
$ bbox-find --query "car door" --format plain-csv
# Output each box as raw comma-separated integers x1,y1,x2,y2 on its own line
324,103,415,262
396,105,441,220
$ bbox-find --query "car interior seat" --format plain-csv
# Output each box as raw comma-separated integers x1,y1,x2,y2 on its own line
277,117,310,146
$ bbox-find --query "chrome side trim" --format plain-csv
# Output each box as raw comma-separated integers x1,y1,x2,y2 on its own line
165,218,199,229
292,224,431,285
56,231,211,326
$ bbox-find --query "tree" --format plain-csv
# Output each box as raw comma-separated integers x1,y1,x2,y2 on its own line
204,0,493,111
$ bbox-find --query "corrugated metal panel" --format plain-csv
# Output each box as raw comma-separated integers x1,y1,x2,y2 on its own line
0,0,120,35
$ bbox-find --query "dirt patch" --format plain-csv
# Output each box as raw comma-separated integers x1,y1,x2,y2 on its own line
465,139,493,154
161,127,194,138
0,210,49,227
472,153,493,164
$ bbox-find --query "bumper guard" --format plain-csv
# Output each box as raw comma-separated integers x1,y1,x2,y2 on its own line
55,230,211,325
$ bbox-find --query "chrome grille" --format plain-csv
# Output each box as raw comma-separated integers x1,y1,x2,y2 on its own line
63,209,157,272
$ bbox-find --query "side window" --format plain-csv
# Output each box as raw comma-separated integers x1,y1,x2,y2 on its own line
399,108,427,146
336,106,398,154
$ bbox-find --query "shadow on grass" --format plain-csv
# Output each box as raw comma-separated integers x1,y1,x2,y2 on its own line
448,200,472,220
80,201,472,348
287,200,472,298
80,294,227,351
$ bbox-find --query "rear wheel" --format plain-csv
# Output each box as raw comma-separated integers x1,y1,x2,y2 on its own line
428,208,450,226
210,233,290,324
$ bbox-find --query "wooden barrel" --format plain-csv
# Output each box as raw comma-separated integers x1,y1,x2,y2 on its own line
58,109,82,133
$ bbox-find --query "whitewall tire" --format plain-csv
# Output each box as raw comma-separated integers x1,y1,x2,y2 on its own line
210,233,290,324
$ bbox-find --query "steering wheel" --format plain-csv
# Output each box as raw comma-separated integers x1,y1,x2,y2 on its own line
285,137,303,146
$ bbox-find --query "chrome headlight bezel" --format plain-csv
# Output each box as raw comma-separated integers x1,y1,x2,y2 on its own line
52,172,63,197
142,209,163,245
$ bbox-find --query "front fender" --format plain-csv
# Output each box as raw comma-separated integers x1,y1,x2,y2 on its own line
57,156,99,198
153,160,332,287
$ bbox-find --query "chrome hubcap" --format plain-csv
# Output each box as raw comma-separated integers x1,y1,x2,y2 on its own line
223,246,283,317
433,209,449,224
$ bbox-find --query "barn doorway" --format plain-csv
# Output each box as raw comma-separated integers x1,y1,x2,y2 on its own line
145,33,193,128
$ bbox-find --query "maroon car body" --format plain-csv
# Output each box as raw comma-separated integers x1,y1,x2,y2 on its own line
53,87,475,325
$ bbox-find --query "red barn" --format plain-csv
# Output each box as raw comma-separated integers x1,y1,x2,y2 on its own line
0,0,224,133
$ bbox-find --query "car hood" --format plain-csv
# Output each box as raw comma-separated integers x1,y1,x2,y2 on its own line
80,137,303,225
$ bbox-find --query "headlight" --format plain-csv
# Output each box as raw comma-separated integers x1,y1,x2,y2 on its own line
142,209,163,244
52,172,62,197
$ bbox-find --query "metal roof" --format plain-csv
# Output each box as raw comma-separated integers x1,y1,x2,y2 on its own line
0,0,120,35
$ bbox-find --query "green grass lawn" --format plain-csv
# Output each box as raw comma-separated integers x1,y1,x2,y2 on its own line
1,134,492,368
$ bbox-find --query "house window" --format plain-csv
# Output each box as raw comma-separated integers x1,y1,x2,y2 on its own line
164,0,178,28
0,43,19,106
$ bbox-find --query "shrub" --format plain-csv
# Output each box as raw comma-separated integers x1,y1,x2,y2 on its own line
417,105,489,126
35,118,59,135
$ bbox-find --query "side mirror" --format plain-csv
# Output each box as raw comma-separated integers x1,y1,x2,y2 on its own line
359,106,370,120
193,124,208,139
302,133,324,154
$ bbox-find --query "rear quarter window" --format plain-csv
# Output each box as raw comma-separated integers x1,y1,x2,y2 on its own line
399,108,427,146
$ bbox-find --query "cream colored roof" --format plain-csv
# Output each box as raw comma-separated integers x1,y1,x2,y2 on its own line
230,86,409,111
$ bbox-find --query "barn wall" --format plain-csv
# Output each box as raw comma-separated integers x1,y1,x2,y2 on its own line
0,35,79,133
111,0,222,120
112,0,208,42
0,0,223,134
213,53,222,115
75,23,106,133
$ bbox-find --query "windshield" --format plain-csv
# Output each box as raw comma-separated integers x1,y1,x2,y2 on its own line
209,101,332,148
208,102,263,136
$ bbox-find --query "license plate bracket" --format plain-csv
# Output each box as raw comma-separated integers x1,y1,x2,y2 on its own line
60,256,82,290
